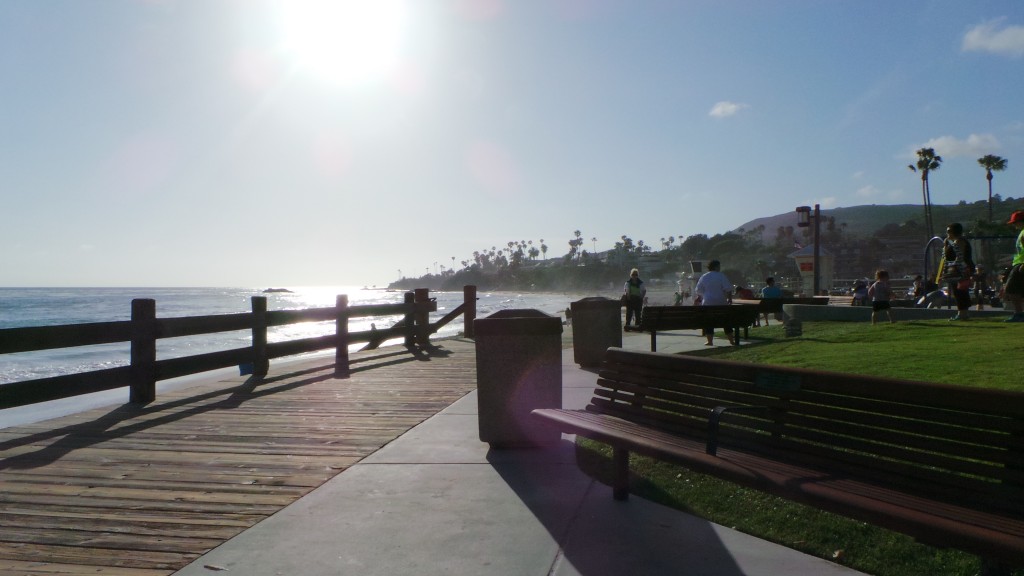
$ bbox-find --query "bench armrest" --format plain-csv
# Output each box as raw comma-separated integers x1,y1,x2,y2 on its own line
706,405,773,456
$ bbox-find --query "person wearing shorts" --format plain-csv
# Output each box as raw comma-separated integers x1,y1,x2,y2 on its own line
868,269,895,325
1003,211,1024,322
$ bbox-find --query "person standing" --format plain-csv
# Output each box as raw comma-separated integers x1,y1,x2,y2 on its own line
694,260,733,345
1003,210,1024,322
868,269,896,325
622,268,647,331
940,223,975,321
974,265,989,311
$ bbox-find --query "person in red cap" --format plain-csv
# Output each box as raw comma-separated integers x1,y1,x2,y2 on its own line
1003,210,1024,322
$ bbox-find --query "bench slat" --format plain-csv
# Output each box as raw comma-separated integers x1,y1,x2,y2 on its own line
533,407,1024,564
604,348,1024,420
533,347,1024,567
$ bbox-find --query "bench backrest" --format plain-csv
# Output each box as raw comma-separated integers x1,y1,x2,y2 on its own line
589,348,1024,516
722,297,828,313
639,305,760,331
785,297,829,305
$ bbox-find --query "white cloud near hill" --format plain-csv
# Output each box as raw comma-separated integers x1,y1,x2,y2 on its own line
856,185,881,198
909,133,1000,159
709,101,749,118
855,185,905,203
962,18,1024,57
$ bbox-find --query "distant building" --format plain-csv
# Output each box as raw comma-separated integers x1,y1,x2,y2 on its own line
789,245,834,293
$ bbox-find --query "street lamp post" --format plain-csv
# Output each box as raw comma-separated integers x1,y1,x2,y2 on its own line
796,204,821,296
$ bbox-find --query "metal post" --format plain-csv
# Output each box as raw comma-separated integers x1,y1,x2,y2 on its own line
813,204,821,296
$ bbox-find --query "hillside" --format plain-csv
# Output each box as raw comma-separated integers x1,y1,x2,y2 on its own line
736,200,1024,241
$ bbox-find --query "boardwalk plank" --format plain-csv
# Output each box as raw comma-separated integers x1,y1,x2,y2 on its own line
0,339,478,575
0,558,168,575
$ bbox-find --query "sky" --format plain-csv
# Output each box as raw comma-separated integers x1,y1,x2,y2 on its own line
2,0,1024,288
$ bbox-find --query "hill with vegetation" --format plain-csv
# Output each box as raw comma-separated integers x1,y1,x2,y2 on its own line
737,199,1021,242
391,197,1024,293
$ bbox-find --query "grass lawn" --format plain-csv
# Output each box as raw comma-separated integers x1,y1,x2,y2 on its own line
697,318,1022,390
575,318,1024,576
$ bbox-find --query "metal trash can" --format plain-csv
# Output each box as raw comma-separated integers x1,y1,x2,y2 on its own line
784,318,803,337
570,297,622,367
474,309,563,448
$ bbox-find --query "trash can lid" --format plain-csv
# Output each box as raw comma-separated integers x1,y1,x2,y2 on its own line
571,296,619,311
473,309,563,335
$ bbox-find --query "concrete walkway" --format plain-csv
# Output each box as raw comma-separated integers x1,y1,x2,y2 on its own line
173,329,866,576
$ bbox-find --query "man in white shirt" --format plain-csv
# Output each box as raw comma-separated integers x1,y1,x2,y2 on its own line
694,260,733,345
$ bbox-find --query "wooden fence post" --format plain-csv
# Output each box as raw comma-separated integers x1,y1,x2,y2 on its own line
414,288,430,347
463,285,477,338
129,298,157,404
335,294,350,378
403,291,415,347
251,296,269,378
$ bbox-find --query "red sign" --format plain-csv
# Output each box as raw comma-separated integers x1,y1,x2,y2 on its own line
799,262,814,272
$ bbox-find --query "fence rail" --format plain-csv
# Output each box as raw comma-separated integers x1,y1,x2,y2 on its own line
0,285,478,410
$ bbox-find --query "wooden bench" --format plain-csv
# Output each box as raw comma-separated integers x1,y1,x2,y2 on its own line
828,295,855,306
731,297,827,325
637,305,760,350
532,348,1024,574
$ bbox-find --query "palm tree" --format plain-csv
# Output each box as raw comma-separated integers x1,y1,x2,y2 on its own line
908,147,942,240
977,154,1008,222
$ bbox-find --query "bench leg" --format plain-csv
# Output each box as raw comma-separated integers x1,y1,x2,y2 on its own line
650,332,657,352
612,446,630,501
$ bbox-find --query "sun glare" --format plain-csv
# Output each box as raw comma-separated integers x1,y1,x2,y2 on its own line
276,0,409,87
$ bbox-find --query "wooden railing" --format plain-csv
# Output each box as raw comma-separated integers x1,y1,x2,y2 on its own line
0,285,478,410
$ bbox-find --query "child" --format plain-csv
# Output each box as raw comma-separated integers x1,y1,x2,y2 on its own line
868,269,896,325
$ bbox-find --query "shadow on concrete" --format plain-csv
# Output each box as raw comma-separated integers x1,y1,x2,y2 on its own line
486,441,749,576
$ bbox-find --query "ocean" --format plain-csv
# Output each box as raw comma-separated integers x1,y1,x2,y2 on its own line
0,286,591,386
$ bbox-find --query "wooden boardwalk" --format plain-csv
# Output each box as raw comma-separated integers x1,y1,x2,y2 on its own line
0,339,478,576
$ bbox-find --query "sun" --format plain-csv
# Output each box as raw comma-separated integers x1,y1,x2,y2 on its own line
276,0,409,87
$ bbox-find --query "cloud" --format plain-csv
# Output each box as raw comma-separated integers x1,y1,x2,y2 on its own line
910,133,1001,159
962,18,1024,57
855,185,880,198
815,196,840,209
709,101,749,118
855,185,904,203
